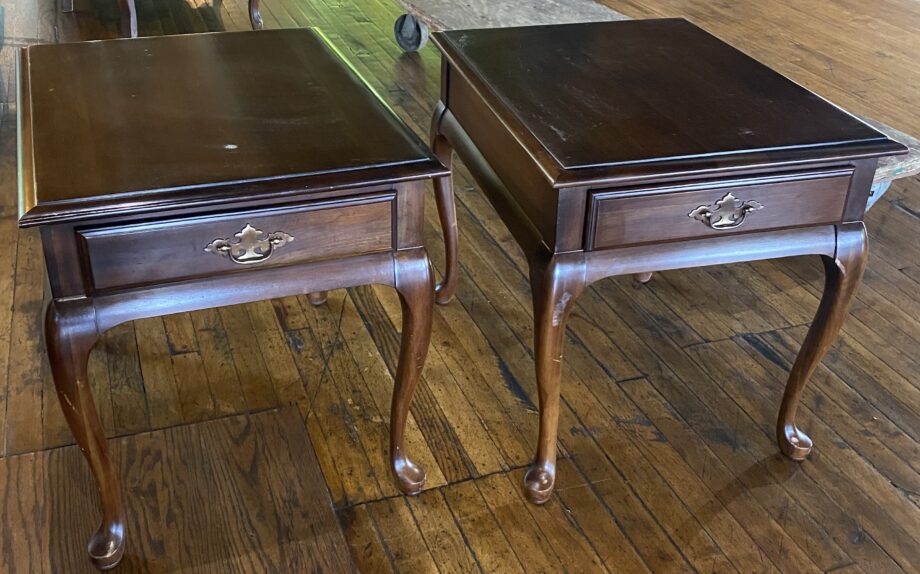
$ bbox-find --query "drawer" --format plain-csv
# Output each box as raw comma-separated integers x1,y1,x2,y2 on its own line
587,168,852,249
80,193,395,291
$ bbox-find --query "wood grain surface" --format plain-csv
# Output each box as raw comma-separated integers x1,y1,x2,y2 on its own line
0,407,355,573
0,0,918,572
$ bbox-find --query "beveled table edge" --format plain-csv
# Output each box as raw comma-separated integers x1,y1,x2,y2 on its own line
18,28,448,228
431,20,908,189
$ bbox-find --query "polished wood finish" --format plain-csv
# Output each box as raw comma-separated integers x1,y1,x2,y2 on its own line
44,299,125,570
588,168,853,248
777,222,869,459
18,29,440,227
523,251,586,504
79,193,395,292
307,291,328,306
116,0,136,38
19,28,444,569
5,2,920,572
249,0,262,29
430,20,906,503
436,20,894,174
429,101,459,304
389,249,434,493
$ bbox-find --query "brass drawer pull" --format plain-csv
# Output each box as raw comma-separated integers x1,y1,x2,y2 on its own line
205,223,294,265
689,192,763,230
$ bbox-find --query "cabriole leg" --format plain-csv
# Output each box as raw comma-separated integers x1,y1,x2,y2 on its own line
634,272,653,284
45,300,125,570
249,0,263,30
389,249,434,494
430,103,459,305
307,291,328,306
117,0,137,38
523,253,586,504
777,223,868,459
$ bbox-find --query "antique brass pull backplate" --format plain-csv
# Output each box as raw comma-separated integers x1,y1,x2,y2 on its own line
204,223,294,265
689,192,763,230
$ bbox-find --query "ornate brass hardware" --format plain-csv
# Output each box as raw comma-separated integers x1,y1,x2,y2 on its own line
204,224,294,265
689,192,763,230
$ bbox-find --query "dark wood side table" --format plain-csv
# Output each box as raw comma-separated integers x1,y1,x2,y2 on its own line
428,20,906,504
18,29,446,569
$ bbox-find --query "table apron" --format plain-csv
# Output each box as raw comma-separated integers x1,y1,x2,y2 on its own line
87,250,400,333
583,225,837,284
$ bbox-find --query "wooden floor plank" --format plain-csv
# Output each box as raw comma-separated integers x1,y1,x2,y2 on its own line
553,458,652,574
337,504,395,574
103,323,150,436
681,339,920,570
4,228,50,455
246,300,305,405
134,318,184,429
189,308,248,416
621,377,849,572
0,115,20,458
475,472,566,572
443,480,527,573
585,268,909,572
367,497,440,573
405,488,481,573
218,304,279,411
1,407,352,572
737,333,920,476
501,468,610,573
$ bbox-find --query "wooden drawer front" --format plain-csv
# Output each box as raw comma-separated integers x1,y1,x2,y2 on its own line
81,193,394,291
588,169,852,249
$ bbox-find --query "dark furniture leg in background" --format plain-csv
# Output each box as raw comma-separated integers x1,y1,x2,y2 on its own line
250,0,263,29
63,0,261,37
307,291,328,306
117,0,137,38
429,102,458,304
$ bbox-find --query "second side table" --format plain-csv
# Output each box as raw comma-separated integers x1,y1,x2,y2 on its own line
428,19,906,504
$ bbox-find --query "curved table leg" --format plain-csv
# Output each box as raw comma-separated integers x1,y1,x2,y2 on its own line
249,0,263,30
430,103,459,305
389,248,434,494
45,300,126,570
118,0,137,38
307,291,328,306
523,252,586,504
777,223,867,459
212,0,225,29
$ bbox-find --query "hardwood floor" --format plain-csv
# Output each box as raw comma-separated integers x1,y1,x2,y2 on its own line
1,0,919,572
0,407,355,572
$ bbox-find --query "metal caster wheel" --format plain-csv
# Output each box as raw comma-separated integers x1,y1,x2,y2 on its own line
394,13,429,52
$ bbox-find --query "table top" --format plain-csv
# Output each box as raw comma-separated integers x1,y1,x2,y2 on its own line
19,29,445,226
434,19,904,182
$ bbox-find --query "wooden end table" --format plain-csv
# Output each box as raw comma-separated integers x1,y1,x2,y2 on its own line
428,20,906,504
18,29,446,569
